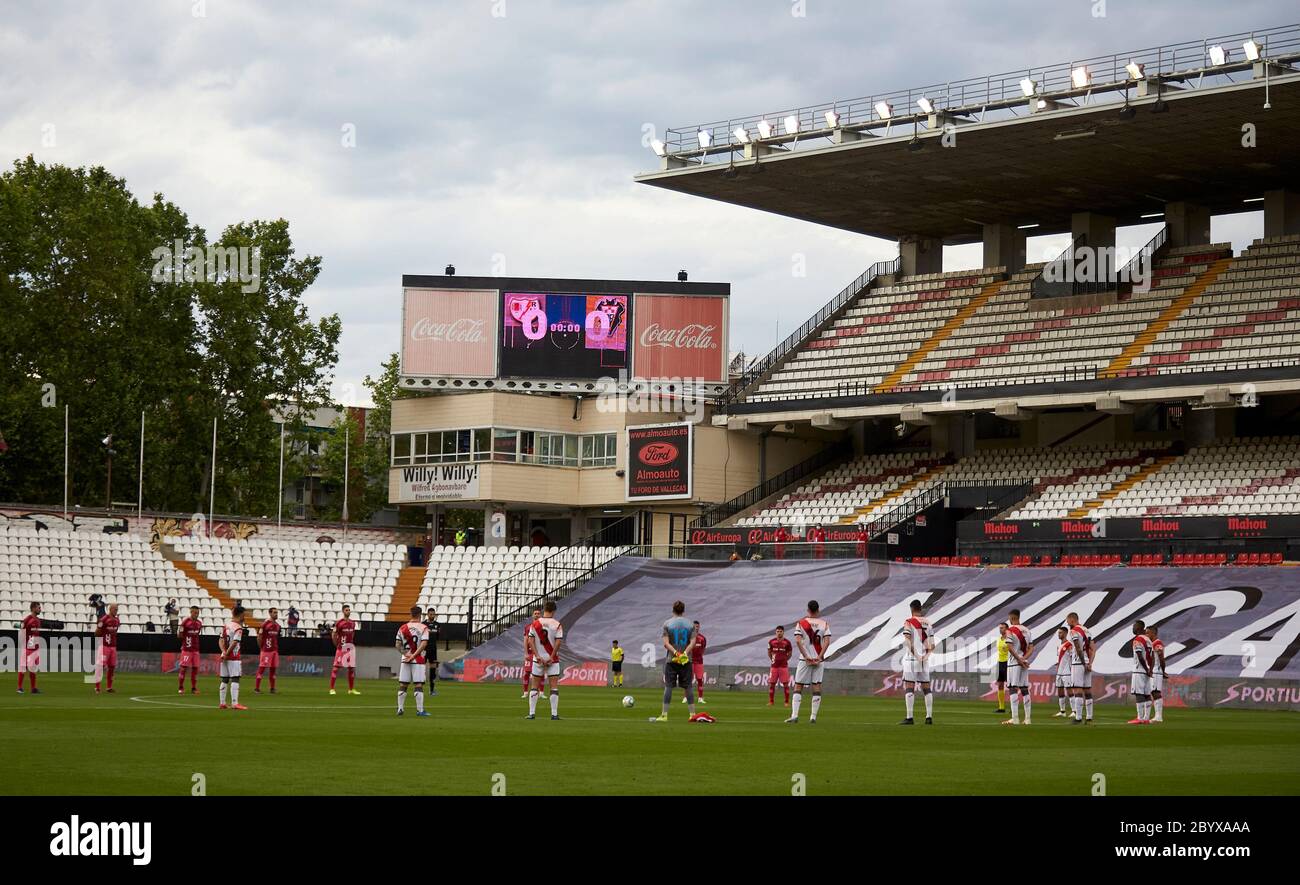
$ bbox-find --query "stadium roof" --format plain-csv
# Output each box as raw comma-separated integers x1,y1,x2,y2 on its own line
636,26,1300,244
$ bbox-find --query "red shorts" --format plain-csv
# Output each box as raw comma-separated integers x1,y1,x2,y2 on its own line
334,647,356,669
259,651,279,669
692,662,705,682
179,650,201,670
99,647,118,668
22,648,40,672
769,666,790,683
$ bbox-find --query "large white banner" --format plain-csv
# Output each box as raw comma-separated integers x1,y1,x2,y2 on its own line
394,464,481,502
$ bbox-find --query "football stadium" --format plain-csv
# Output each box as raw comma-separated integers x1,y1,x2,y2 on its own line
2,2,1299,863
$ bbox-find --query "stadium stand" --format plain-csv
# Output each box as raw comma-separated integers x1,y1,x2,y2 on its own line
749,268,1005,402
1091,436,1300,517
415,545,555,623
0,524,210,631
164,535,407,626
1121,236,1300,375
735,450,949,526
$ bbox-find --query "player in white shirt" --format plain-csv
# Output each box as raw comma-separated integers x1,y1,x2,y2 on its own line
396,605,431,717
1146,625,1168,722
899,598,934,725
1065,612,1095,724
1129,620,1155,725
1001,608,1033,725
1052,626,1072,717
218,605,248,710
525,600,564,720
785,600,831,724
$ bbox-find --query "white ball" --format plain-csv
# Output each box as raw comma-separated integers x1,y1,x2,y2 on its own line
622,695,635,708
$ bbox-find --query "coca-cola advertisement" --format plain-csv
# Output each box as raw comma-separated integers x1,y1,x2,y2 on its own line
499,292,630,379
632,293,727,382
626,422,692,500
402,288,497,377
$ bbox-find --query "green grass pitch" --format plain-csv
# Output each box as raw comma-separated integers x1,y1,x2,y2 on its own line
2,673,1297,795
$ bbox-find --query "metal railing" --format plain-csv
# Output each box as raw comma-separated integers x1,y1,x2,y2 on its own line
651,24,1300,163
468,543,635,645
687,438,855,531
715,255,900,410
860,482,946,540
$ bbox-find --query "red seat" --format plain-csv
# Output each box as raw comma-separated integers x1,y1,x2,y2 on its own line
1038,555,1053,567
1269,552,1283,565
939,556,951,566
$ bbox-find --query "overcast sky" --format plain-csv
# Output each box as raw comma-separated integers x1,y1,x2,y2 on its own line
1,0,1290,405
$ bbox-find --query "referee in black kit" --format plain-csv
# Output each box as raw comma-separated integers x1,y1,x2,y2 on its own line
423,607,441,696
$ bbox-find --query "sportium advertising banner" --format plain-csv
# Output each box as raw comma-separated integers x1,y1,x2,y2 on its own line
499,292,630,379
632,293,727,382
401,288,497,378
626,422,692,500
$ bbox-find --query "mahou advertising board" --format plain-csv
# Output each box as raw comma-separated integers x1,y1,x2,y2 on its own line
401,288,497,378
626,422,692,501
631,293,727,383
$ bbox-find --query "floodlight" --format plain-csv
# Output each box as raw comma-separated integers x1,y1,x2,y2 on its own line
697,129,712,148
733,126,750,144
1071,66,1091,88
824,110,841,128
1125,61,1145,80
1019,78,1037,97
916,97,935,114
783,115,800,135
1209,45,1227,66
756,119,774,139
1243,39,1262,61
650,139,667,157
874,101,893,119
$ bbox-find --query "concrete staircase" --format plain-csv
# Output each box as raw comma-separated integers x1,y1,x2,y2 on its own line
1066,454,1178,518
874,277,1007,392
160,546,261,628
385,566,427,622
1101,257,1233,377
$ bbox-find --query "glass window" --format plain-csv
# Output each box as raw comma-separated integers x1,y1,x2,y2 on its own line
564,434,578,467
493,428,519,462
413,432,429,464
441,430,456,458
473,428,490,461
581,432,617,467
393,434,411,466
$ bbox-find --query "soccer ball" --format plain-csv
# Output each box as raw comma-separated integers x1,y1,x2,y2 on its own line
622,695,635,708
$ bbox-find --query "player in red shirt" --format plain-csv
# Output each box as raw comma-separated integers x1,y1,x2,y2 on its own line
18,602,42,694
809,525,827,560
1146,624,1167,722
255,607,282,693
329,604,360,695
685,620,708,705
94,604,122,693
521,608,541,699
768,625,793,706
774,525,789,560
854,523,870,558
178,605,203,694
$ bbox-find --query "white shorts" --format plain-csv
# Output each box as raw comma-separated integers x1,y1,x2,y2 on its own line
1131,672,1152,695
794,661,825,685
1070,664,1090,690
220,659,242,678
1151,673,1165,693
902,659,930,684
530,659,561,679
399,662,427,684
1007,663,1029,688
1055,673,1069,688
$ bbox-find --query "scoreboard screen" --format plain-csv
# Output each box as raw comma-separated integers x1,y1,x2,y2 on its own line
498,292,631,379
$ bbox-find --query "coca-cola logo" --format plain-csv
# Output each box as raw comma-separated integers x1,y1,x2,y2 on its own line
410,317,485,343
638,442,679,465
639,322,717,349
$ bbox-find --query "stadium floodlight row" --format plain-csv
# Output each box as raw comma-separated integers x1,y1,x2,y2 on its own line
648,23,1300,162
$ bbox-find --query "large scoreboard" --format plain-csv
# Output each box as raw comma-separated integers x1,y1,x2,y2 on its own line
399,274,730,396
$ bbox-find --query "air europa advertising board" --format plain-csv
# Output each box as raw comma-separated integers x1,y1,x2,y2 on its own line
626,422,692,501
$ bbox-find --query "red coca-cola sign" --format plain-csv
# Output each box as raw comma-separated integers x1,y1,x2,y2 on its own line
632,294,726,382
402,288,497,377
